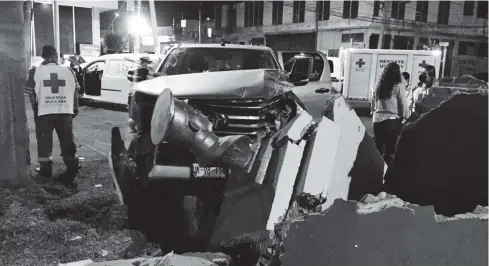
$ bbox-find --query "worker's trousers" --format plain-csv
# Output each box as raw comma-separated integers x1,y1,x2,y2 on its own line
35,114,78,169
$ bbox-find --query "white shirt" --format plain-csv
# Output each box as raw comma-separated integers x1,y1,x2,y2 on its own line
34,63,77,116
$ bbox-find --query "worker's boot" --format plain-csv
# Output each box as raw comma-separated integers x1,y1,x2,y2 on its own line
37,161,53,178
58,157,81,186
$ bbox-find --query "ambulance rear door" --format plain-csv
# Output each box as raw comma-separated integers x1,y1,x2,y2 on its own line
343,51,373,104
410,53,439,86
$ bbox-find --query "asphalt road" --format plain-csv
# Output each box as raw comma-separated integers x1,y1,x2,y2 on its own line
25,97,373,165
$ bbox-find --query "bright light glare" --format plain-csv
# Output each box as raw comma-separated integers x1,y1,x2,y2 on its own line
432,50,442,56
115,12,119,17
127,15,151,36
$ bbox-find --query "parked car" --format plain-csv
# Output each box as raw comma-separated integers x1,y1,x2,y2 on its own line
78,53,160,106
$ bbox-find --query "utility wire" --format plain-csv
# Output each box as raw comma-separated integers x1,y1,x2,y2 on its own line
274,3,487,29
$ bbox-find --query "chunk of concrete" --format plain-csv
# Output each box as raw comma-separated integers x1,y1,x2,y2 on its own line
385,93,488,216
280,193,488,266
87,252,221,266
322,95,384,208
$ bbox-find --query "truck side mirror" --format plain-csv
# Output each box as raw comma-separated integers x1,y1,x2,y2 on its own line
288,72,309,86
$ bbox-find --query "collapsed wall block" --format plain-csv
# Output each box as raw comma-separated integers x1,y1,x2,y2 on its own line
209,111,314,262
280,193,488,266
321,95,384,209
210,95,385,264
385,93,488,216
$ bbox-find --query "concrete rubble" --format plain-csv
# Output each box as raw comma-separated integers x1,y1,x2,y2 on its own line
385,93,488,216
278,192,488,266
64,252,232,266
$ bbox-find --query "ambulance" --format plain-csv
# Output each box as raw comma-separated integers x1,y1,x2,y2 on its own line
341,48,442,109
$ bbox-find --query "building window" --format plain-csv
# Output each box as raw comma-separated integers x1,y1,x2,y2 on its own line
317,1,330,21
272,1,283,25
478,42,488,57
415,1,428,22
458,41,478,56
477,1,488,18
228,4,237,29
343,1,359,19
391,1,406,19
244,1,263,27
341,33,364,43
393,35,414,50
215,6,222,29
464,1,475,16
437,1,450,25
369,34,379,48
293,1,306,23
373,1,381,17
253,1,264,26
418,37,429,49
382,34,392,49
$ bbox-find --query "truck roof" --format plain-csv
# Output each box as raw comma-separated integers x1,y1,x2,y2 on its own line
98,53,160,61
174,43,273,51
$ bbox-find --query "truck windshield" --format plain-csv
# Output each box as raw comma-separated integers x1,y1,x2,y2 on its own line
157,47,279,75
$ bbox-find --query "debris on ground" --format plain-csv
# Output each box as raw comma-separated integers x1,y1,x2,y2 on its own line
274,192,488,266
0,159,154,266
385,93,488,216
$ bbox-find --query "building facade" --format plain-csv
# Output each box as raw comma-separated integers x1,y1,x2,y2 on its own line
214,1,488,77
32,0,118,57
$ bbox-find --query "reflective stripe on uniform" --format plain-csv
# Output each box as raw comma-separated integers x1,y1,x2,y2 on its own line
38,156,53,162
25,86,35,95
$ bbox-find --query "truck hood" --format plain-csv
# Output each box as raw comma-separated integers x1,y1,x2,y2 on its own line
133,69,294,99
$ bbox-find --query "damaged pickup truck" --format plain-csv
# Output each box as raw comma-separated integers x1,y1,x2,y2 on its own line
109,45,384,260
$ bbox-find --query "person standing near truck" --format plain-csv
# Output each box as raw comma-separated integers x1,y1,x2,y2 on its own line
127,56,160,132
370,62,409,165
409,65,437,118
25,45,81,182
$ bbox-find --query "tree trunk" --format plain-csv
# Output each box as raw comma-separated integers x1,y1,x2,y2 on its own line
0,1,32,185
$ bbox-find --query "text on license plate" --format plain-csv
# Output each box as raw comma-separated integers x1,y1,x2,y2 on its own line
192,164,227,178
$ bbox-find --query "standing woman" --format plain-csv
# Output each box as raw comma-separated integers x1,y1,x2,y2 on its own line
409,64,437,118
370,62,410,165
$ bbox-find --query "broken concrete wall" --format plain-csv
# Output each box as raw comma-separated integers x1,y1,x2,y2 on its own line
385,93,488,216
280,193,488,266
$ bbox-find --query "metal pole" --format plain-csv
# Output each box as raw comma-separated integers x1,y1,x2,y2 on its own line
134,0,142,53
72,6,76,54
441,46,447,78
315,2,319,50
32,12,36,57
377,1,386,49
53,0,61,62
149,0,159,56
198,2,202,44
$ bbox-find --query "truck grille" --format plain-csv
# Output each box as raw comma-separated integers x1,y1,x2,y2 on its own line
188,98,279,137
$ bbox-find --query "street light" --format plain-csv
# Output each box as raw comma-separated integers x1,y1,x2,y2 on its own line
115,12,120,17
127,15,151,35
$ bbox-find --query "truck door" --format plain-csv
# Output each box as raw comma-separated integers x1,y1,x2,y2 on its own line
346,53,373,101
411,55,437,86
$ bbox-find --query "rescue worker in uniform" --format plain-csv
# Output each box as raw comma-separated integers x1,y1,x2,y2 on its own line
127,56,160,132
25,45,81,181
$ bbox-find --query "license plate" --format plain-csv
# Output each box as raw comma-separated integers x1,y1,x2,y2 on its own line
192,164,227,178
